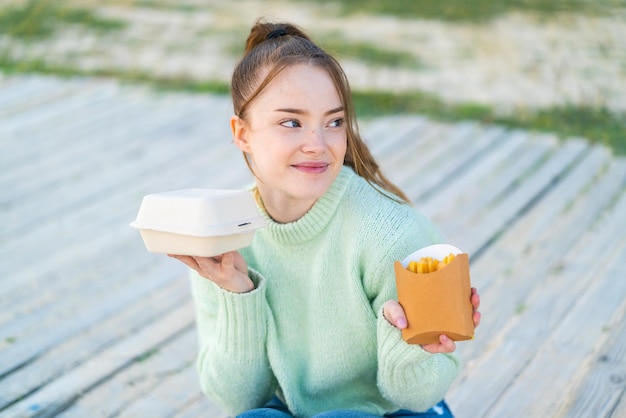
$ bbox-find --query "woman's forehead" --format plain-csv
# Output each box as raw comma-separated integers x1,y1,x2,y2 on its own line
254,64,341,107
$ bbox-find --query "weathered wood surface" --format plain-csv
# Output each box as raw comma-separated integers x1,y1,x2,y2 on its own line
1,75,625,418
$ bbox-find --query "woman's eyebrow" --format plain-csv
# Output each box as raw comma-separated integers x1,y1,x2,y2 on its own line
325,106,344,115
273,106,344,115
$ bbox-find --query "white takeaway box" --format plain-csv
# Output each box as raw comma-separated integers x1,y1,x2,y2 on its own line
130,188,265,257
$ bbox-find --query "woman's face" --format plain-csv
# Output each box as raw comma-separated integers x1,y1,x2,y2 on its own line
231,64,347,222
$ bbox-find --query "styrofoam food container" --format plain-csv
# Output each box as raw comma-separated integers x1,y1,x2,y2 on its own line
130,188,266,257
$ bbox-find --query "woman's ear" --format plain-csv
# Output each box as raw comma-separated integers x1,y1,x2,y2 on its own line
231,115,250,152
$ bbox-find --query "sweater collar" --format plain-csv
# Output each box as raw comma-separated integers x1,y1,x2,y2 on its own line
258,166,353,245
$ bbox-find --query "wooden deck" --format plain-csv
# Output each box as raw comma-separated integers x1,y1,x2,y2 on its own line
1,74,625,418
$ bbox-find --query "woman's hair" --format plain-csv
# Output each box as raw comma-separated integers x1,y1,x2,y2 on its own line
231,19,410,204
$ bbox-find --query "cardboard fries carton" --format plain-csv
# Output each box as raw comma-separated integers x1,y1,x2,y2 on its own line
395,244,474,345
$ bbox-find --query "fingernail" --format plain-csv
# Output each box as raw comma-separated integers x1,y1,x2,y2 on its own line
397,318,407,329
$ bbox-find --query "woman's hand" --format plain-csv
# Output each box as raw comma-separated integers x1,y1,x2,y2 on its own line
168,251,254,293
383,287,482,354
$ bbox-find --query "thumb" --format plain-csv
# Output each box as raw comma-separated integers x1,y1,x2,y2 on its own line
383,300,408,329
221,252,235,268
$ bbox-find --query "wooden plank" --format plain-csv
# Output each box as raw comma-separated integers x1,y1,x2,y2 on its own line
1,301,196,417
460,154,626,363
0,76,79,118
466,141,606,291
446,137,587,257
610,395,626,418
59,328,200,417
443,133,556,224
0,274,190,410
0,91,169,178
0,75,42,105
376,119,451,175
172,395,230,418
2,93,227,201
0,258,184,378
0,116,227,238
1,106,237,257
417,129,528,220
435,134,556,246
484,237,626,417
1,86,224,171
383,121,492,199
0,233,154,333
0,135,247,299
0,146,249,310
402,124,507,203
0,78,116,136
448,171,626,416
360,115,416,155
449,137,588,257
116,366,210,417
362,115,429,159
1,197,190,317
448,153,626,403
563,308,626,417
0,98,220,204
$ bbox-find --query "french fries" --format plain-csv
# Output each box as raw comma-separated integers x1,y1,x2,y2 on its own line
407,253,456,274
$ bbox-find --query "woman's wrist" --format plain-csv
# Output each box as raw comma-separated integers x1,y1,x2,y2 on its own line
217,275,255,293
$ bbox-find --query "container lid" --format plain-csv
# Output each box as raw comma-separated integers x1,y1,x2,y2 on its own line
129,188,266,237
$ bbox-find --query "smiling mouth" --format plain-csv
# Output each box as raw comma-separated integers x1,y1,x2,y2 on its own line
292,162,329,173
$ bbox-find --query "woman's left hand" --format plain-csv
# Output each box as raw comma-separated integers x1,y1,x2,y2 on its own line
383,287,481,354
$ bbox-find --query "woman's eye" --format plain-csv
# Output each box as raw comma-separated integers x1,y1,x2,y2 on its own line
329,118,344,128
280,120,301,128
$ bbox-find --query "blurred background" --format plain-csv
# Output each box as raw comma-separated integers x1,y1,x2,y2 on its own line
1,0,625,154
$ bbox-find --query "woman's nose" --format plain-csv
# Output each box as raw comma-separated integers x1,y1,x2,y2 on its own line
302,127,325,152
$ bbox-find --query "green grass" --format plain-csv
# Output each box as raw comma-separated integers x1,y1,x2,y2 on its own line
135,0,200,13
353,90,626,155
508,105,626,154
0,55,231,95
297,0,626,21
0,0,125,40
134,347,159,363
321,37,423,69
353,90,492,121
225,34,422,70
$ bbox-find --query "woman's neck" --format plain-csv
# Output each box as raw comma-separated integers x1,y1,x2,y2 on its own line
255,187,316,224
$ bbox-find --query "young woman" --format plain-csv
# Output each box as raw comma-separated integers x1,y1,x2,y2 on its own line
170,20,481,418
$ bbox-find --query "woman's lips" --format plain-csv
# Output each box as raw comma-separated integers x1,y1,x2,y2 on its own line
292,162,329,174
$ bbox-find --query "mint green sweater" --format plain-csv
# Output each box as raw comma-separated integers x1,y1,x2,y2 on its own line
189,166,461,417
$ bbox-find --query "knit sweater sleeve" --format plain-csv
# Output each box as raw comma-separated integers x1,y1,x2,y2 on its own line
376,311,461,412
364,206,461,412
189,269,276,415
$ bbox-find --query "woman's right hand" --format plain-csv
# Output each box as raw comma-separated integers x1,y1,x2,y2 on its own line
168,251,254,293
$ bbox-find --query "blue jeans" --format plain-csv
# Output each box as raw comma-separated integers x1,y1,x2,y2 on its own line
236,396,454,417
